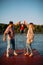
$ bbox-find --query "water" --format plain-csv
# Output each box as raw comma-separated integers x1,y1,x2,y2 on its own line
0,34,43,57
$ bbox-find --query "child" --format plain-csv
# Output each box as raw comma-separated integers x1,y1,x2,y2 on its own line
24,22,34,57
20,24,24,33
3,21,18,57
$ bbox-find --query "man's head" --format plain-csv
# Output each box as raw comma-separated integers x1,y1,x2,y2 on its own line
9,21,13,24
9,21,13,27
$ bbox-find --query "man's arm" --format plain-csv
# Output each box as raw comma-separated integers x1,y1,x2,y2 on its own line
3,26,9,41
3,32,7,41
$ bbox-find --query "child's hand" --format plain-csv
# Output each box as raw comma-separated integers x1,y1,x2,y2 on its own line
24,20,27,24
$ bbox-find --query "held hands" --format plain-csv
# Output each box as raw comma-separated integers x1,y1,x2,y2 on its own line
15,21,28,25
15,21,21,25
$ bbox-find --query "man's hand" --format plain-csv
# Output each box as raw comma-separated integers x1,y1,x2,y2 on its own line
3,37,6,42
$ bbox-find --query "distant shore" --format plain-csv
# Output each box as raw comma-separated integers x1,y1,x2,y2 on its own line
0,23,43,34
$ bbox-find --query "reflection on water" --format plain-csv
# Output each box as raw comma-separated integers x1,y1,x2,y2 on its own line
0,34,43,57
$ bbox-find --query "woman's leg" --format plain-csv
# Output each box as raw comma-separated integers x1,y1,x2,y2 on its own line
28,44,33,57
24,43,29,55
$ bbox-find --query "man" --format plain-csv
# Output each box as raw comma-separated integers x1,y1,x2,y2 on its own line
3,21,18,57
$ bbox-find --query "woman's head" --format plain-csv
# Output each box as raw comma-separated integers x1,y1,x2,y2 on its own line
29,23,34,30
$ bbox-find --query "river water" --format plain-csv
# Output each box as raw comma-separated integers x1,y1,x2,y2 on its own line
0,34,43,57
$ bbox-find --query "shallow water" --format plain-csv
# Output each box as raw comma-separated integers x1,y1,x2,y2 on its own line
0,34,43,57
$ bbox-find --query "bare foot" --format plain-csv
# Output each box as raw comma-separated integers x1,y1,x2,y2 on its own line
6,54,9,57
24,53,29,55
29,53,33,57
14,52,18,56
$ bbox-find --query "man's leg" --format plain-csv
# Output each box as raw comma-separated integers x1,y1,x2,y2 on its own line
11,39,18,56
7,39,10,57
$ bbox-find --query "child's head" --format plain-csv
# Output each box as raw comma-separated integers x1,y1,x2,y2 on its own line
29,23,34,30
21,24,24,27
